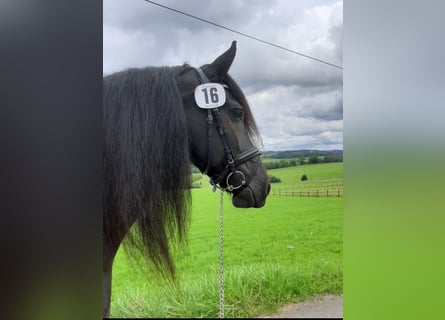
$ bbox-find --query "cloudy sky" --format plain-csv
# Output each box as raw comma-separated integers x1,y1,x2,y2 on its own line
103,0,343,151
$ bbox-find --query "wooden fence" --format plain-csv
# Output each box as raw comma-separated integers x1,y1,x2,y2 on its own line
270,189,343,197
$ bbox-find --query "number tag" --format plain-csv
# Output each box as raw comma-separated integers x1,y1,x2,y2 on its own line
194,83,226,109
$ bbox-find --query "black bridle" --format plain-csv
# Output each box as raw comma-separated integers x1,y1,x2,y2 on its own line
194,67,260,192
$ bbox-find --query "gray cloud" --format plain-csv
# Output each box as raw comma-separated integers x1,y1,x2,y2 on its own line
103,0,343,150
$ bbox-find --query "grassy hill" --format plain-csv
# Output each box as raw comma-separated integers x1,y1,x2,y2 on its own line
267,162,343,196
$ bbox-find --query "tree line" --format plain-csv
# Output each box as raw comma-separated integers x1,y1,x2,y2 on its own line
191,154,342,174
264,154,342,170
263,149,343,159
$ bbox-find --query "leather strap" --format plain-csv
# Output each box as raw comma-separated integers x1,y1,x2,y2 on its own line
193,67,260,191
195,67,210,83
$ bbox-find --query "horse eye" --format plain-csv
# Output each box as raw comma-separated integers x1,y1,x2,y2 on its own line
230,109,244,121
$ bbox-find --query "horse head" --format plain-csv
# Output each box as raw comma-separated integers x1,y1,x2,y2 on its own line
176,41,270,208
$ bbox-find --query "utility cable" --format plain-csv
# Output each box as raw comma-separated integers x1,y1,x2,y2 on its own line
143,0,343,70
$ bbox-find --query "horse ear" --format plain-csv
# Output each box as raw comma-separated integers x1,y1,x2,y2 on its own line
206,41,237,78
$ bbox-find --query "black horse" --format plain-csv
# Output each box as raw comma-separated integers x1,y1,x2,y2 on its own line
103,41,270,317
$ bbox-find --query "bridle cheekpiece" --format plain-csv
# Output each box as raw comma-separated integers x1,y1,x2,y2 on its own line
194,67,260,192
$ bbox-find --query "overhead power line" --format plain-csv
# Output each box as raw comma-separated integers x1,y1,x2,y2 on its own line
143,0,343,70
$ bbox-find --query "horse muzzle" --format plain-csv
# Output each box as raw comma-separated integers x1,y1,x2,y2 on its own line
232,182,270,208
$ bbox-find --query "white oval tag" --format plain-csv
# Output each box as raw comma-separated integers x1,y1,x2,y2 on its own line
194,83,226,109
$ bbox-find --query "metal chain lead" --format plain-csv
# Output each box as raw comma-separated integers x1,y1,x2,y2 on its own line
218,188,225,318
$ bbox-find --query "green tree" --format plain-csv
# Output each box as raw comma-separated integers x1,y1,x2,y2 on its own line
309,156,320,164
279,160,289,168
269,175,281,183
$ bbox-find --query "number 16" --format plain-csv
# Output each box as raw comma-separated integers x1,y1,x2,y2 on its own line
202,87,219,104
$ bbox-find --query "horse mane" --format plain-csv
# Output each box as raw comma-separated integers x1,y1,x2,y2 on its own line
103,65,191,278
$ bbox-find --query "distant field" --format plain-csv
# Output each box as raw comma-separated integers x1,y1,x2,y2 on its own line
262,157,301,163
268,162,343,195
269,162,343,180
110,163,343,318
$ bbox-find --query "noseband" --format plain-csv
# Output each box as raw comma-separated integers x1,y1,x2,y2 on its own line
194,67,260,192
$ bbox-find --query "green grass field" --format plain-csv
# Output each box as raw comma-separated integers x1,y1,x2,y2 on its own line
109,162,343,318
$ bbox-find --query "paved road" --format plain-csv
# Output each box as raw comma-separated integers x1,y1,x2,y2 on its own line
259,294,343,318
